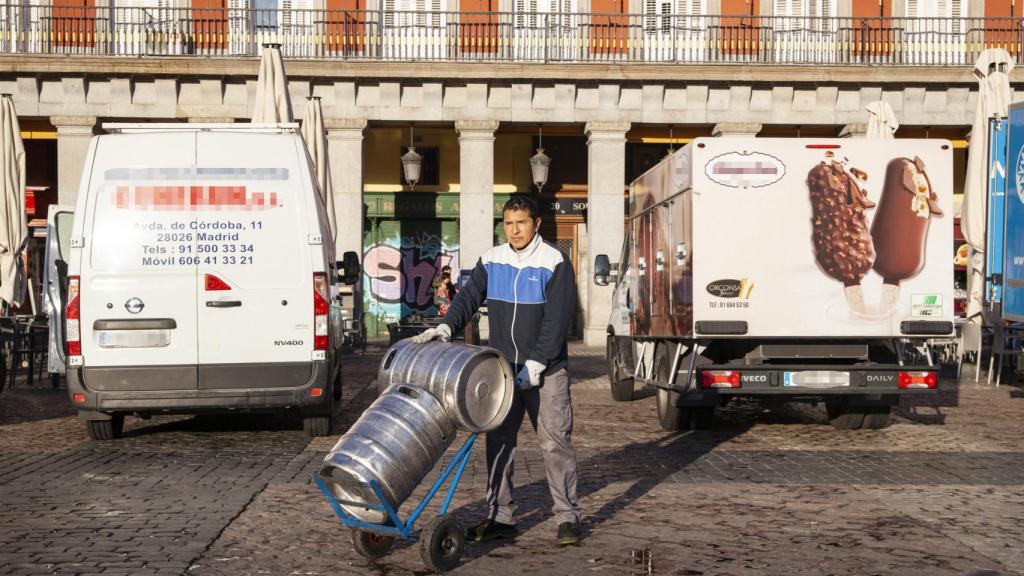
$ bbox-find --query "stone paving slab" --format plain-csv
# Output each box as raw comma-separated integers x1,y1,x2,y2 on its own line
1,344,1022,575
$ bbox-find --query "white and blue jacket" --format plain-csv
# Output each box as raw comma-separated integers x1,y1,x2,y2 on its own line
444,233,576,374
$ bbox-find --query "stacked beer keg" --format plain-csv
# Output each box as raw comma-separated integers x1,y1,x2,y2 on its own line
320,341,514,521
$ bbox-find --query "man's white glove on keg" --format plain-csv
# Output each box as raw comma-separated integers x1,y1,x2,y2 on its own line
515,360,546,390
408,324,452,344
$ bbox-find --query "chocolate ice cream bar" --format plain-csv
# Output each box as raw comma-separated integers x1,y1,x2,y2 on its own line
871,156,942,286
807,161,876,286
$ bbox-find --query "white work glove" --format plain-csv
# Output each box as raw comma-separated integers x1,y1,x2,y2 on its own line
408,324,452,344
515,360,546,390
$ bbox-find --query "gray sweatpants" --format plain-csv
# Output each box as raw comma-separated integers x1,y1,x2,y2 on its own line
485,367,581,525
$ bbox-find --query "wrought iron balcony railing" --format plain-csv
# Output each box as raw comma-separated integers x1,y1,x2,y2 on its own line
1,5,1021,66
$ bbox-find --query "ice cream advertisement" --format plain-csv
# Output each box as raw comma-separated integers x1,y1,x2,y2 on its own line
691,138,954,338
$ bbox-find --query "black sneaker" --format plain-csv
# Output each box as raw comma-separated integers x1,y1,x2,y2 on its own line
467,519,518,543
556,521,581,546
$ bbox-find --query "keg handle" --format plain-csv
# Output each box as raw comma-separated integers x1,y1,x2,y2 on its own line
382,349,397,371
396,385,421,399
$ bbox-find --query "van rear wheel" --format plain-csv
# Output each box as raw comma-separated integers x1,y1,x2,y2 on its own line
303,415,332,437
86,415,124,441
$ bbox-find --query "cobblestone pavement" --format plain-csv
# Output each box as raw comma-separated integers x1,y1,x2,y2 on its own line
1,344,1023,576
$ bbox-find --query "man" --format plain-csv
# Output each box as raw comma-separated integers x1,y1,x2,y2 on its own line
410,195,582,546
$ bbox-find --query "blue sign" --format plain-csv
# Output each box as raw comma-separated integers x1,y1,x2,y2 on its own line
987,117,1007,305
1003,103,1024,321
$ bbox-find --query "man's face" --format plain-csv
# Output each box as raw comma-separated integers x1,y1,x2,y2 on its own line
503,209,540,250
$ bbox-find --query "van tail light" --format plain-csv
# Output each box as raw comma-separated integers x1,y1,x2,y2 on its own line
701,370,741,389
205,274,231,291
313,272,329,351
898,371,937,389
66,276,81,357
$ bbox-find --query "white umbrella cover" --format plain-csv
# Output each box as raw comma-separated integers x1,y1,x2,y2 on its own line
301,97,336,240
962,48,1014,320
865,100,898,139
0,94,27,308
252,45,293,123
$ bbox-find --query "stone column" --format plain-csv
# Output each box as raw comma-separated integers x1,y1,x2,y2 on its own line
456,120,499,271
711,122,762,137
584,121,630,347
326,118,368,257
52,116,97,207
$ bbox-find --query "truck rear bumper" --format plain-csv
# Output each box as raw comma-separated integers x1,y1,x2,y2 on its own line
644,364,938,406
66,359,334,417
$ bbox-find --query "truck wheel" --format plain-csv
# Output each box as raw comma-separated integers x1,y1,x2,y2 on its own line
656,388,688,431
303,415,332,437
826,401,864,430
653,344,687,431
86,415,124,441
862,405,892,429
607,336,635,402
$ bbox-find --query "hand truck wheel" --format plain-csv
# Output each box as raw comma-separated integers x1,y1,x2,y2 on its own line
419,514,465,573
351,528,395,560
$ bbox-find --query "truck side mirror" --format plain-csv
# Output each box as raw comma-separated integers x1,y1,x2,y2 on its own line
339,251,360,285
594,254,611,286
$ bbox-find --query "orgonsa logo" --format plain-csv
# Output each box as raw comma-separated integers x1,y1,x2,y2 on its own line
706,278,754,299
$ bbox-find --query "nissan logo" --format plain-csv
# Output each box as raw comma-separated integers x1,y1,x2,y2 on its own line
706,279,742,298
125,297,145,314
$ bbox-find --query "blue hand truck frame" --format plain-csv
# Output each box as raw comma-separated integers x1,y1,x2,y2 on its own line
313,433,478,571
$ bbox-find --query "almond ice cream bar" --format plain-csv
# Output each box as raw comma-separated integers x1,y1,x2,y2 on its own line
807,160,876,312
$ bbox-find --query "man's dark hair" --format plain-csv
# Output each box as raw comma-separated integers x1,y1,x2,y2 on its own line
502,194,539,220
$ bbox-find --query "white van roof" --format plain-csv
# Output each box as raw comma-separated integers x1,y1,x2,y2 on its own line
102,123,300,133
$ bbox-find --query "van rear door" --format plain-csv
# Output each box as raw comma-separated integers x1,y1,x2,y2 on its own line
45,205,74,375
80,132,199,390
194,131,314,390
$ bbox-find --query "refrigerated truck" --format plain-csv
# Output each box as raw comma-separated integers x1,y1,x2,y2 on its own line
595,137,953,431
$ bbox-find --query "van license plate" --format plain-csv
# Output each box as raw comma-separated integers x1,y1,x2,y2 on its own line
98,330,171,349
783,371,850,388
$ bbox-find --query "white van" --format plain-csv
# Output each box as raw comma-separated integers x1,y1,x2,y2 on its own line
63,124,359,440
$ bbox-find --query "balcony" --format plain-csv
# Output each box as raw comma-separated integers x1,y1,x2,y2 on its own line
1,5,1021,66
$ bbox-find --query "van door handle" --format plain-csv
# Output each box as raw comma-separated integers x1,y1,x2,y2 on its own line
206,301,242,308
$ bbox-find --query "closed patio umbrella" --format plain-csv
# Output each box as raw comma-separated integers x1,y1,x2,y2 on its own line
0,94,27,310
301,97,336,240
962,48,1014,322
252,44,293,123
865,100,898,140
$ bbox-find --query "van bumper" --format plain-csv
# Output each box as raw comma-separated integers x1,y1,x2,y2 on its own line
66,360,334,418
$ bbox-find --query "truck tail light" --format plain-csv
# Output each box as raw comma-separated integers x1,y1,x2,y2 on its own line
313,272,329,351
66,276,81,357
701,370,741,389
898,371,937,389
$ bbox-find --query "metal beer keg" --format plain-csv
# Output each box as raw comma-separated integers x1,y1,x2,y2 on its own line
319,384,455,523
377,341,514,433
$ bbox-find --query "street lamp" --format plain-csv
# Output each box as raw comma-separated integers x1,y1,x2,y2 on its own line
401,123,422,190
529,126,550,193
